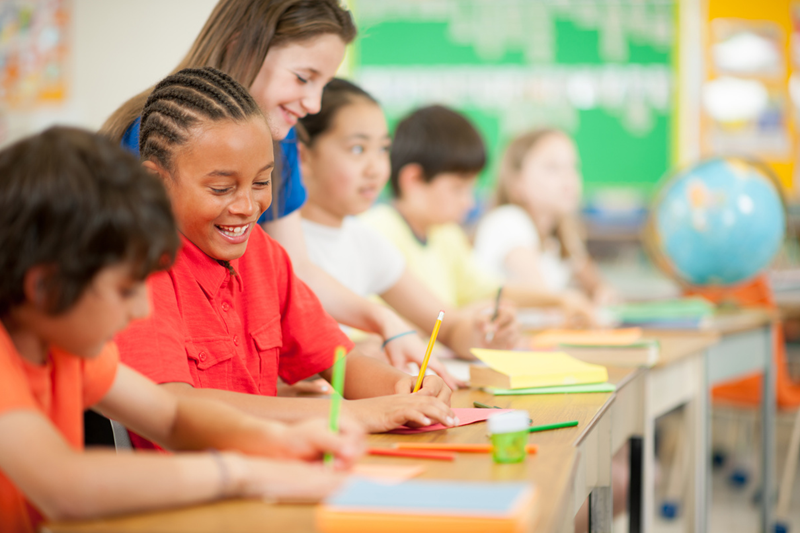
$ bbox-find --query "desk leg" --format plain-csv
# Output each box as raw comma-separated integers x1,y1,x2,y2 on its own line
685,352,709,533
761,326,776,533
628,437,643,533
589,409,613,533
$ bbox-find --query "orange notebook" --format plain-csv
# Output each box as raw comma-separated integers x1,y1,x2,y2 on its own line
530,328,643,349
316,479,536,533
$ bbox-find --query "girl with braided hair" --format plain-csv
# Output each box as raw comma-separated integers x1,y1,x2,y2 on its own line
115,66,456,442
101,0,456,387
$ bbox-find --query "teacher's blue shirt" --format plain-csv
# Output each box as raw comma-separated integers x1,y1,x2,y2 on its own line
122,117,307,223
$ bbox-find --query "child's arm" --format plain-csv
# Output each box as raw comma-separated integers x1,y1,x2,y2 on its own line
381,270,520,361
264,212,429,372
160,350,456,434
0,411,344,521
95,365,363,464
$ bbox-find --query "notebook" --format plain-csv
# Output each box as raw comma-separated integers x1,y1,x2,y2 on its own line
559,339,660,367
316,479,536,533
530,327,643,349
607,298,714,329
469,349,609,390
488,382,617,396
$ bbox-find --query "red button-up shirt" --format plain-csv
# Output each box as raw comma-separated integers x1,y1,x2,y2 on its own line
116,228,352,438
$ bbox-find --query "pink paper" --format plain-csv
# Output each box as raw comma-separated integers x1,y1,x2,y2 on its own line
388,407,515,434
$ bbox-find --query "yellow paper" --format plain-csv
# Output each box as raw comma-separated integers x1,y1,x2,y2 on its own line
530,328,643,349
470,349,609,389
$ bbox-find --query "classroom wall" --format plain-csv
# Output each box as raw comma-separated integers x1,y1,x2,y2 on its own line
2,0,217,147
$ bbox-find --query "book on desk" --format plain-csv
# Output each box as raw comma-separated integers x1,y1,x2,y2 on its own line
469,349,609,390
316,478,536,533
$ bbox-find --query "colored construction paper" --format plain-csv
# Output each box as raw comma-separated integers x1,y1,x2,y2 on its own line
531,328,642,349
388,407,514,434
352,464,426,485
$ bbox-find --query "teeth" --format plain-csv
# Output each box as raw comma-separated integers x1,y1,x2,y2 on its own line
217,224,248,237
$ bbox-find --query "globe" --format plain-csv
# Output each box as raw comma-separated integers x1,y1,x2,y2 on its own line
647,157,786,287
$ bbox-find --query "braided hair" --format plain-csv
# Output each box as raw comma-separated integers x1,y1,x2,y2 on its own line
139,66,263,171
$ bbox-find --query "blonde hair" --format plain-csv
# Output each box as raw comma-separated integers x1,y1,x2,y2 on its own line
101,0,355,143
494,129,587,262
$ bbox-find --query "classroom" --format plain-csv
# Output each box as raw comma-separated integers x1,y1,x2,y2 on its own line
0,0,798,532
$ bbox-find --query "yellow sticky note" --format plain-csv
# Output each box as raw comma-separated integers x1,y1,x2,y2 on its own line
469,349,609,390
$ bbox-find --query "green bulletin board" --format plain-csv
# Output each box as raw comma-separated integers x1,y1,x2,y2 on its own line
350,0,676,200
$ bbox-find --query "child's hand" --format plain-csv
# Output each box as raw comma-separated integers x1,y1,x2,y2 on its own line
344,393,456,433
394,374,452,405
270,417,365,470
559,290,597,327
235,455,346,503
475,303,520,349
382,331,464,390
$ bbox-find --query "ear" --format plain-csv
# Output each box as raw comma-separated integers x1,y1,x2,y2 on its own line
22,266,54,311
142,160,172,186
396,163,425,197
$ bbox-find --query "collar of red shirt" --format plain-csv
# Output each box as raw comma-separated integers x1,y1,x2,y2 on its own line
177,235,245,296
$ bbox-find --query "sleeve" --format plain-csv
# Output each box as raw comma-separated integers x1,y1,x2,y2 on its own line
114,272,193,385
81,342,121,408
354,221,407,295
0,342,37,415
473,206,540,278
120,116,141,157
450,228,503,306
258,128,308,224
271,243,354,385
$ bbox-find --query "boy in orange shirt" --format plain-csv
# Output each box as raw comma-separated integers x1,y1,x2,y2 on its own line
0,127,363,533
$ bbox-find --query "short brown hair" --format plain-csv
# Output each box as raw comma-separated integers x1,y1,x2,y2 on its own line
389,105,486,198
0,127,179,316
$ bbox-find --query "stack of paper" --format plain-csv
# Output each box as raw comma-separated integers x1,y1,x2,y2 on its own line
469,349,609,390
607,297,714,329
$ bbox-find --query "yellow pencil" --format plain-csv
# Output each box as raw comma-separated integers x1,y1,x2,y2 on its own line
413,310,444,393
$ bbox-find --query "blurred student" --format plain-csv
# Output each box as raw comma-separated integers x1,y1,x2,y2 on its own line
297,79,520,372
116,67,454,444
361,106,596,325
473,129,617,305
103,0,429,376
0,127,364,533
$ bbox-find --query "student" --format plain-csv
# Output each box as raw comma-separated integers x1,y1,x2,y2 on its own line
102,0,429,376
361,106,596,324
116,67,454,446
297,79,520,367
0,127,364,533
473,130,617,305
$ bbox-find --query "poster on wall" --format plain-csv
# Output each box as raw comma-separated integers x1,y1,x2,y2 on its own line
0,0,70,110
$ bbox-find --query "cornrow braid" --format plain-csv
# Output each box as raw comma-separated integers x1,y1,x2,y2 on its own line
139,66,263,170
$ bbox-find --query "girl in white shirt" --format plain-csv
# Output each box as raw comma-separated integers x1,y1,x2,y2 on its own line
297,80,521,377
474,130,616,304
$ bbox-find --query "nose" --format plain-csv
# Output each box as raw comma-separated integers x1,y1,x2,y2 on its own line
230,188,257,218
301,85,323,116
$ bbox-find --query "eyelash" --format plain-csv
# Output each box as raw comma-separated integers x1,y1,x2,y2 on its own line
295,74,308,84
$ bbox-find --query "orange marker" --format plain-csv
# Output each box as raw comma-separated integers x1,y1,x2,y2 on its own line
367,447,456,461
394,443,538,454
413,310,444,393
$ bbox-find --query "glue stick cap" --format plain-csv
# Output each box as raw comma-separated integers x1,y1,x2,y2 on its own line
488,410,531,435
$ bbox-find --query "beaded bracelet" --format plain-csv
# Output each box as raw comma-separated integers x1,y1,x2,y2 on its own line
382,330,417,349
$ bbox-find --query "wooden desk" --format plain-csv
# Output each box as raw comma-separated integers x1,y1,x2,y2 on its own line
631,310,776,533
45,378,638,533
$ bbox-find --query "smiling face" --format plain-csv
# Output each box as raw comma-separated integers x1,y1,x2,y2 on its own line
301,99,390,224
516,132,582,218
249,34,347,140
159,117,274,261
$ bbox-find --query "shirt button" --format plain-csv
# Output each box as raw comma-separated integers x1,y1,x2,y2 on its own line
221,303,229,311
233,335,239,346
198,352,207,362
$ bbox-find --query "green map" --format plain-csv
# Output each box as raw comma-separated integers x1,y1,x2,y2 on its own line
350,0,676,199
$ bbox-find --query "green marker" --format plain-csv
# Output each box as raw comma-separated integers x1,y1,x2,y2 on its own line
324,346,347,467
528,420,579,433
473,401,502,409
